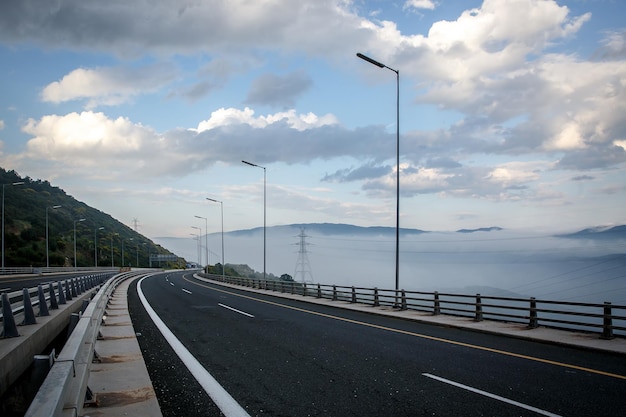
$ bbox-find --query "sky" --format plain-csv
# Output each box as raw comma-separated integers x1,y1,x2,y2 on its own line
0,0,625,240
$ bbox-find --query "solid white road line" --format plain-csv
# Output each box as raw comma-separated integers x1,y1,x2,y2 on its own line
138,276,251,417
218,303,255,318
182,288,192,294
422,373,562,417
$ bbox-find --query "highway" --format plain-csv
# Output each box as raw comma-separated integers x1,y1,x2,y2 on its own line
130,270,626,417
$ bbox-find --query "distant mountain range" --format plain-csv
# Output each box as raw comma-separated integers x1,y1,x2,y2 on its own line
556,225,626,240
213,223,512,238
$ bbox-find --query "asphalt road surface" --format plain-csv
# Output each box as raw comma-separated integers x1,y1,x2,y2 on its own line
129,270,626,417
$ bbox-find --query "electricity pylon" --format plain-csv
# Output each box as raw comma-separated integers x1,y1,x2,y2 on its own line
294,227,314,283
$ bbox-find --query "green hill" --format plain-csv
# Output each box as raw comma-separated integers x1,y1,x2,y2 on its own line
0,167,181,268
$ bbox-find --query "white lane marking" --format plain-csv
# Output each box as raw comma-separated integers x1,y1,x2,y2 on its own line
182,288,192,294
218,303,255,318
170,282,175,286
138,276,251,417
422,373,562,417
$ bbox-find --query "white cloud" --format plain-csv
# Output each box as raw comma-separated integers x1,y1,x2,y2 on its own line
194,107,338,132
0,119,4,130
404,1,437,11
41,64,177,108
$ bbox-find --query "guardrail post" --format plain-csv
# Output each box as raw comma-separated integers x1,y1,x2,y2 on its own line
71,279,78,297
474,294,483,322
38,285,50,317
400,290,407,310
317,283,321,298
48,282,58,310
65,280,73,301
351,287,357,303
433,291,440,315
373,288,380,307
302,283,307,297
22,288,37,325
2,292,20,337
58,281,66,304
332,285,337,301
528,297,538,329
601,302,614,340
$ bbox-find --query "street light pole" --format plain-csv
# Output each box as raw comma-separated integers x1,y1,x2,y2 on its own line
46,205,62,268
207,197,225,281
357,52,401,299
2,181,24,269
94,227,104,267
190,231,200,267
194,215,208,268
191,226,201,266
242,160,266,281
73,218,86,269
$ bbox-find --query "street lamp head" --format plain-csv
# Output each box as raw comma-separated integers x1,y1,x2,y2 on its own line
52,205,62,209
98,227,104,231
242,160,256,167
206,197,221,203
357,52,385,68
12,181,25,186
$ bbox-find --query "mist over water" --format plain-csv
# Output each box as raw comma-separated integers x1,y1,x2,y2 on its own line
155,226,626,305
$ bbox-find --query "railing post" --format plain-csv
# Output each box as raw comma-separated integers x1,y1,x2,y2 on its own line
332,285,337,301
1,292,19,337
38,285,50,317
373,287,380,307
433,291,440,315
65,280,73,301
351,287,357,303
48,282,58,310
303,283,307,297
317,283,321,298
528,297,538,329
400,289,407,311
474,294,483,322
58,281,67,305
601,302,614,340
22,288,37,325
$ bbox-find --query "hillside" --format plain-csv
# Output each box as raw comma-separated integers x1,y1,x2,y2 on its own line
0,168,180,268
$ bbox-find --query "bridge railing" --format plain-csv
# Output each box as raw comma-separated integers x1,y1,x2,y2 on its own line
1,273,115,337
0,266,119,276
200,273,626,339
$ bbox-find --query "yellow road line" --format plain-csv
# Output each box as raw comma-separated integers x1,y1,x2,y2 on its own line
181,274,626,381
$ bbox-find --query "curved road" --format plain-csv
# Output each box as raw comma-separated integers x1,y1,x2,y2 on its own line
129,270,626,417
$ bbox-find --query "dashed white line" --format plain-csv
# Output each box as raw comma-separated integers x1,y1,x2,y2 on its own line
182,288,192,294
218,303,255,318
422,373,562,417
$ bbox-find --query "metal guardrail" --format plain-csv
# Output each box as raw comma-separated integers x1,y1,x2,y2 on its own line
200,273,626,339
1,273,115,335
0,266,118,276
23,270,145,417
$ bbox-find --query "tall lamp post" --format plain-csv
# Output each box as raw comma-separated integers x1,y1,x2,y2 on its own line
2,181,24,269
242,160,266,281
94,226,104,267
194,215,208,268
356,52,401,299
110,233,117,267
190,230,201,267
207,197,225,281
73,218,86,269
46,204,62,268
